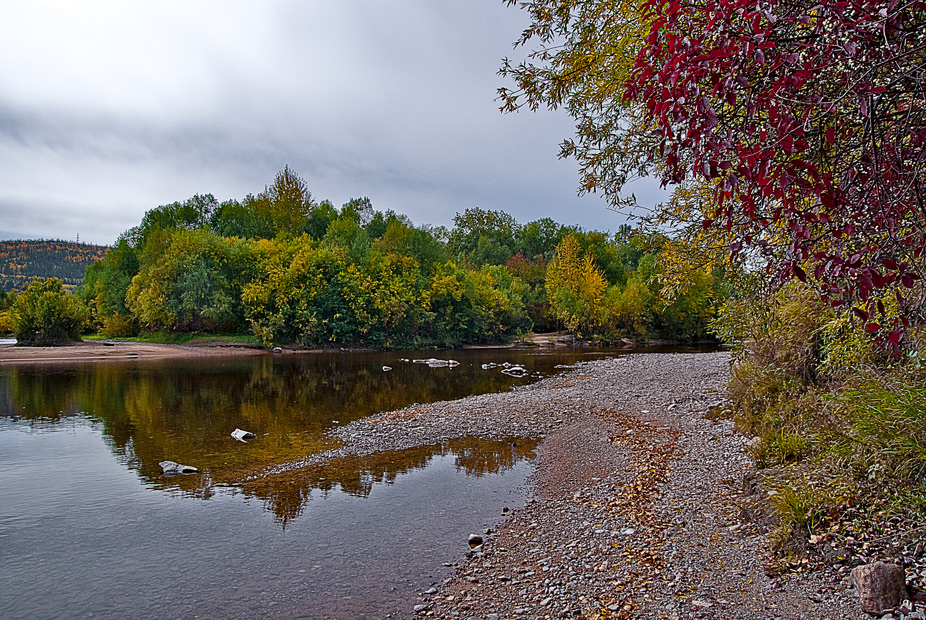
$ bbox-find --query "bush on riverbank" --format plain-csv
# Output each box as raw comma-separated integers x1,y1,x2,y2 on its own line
721,282,926,554
10,277,88,346
0,311,12,335
0,290,13,334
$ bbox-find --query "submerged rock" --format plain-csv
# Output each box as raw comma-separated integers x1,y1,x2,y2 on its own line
413,358,460,368
501,365,528,377
231,428,256,442
159,460,198,475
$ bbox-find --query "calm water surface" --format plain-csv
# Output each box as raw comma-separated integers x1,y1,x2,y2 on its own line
0,346,710,619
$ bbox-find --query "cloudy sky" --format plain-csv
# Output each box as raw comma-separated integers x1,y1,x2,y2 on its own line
0,0,660,245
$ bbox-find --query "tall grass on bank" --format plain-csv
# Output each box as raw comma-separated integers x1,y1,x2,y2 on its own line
829,378,926,485
719,282,926,546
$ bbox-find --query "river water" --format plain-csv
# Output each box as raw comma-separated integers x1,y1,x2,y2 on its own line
0,345,710,619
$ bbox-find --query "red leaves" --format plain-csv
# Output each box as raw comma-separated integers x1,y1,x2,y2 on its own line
625,0,926,346
793,264,807,282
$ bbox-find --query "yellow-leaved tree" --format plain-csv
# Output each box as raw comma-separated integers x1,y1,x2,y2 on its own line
545,234,607,336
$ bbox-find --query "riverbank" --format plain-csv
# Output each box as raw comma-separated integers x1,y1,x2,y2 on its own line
269,352,869,619
0,339,264,362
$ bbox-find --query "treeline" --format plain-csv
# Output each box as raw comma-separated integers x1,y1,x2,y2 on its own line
0,240,108,291
8,167,724,347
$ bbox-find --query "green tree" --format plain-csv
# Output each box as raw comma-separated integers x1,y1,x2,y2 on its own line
264,165,314,234
340,197,374,226
242,237,361,346
424,261,529,345
374,220,448,277
210,197,275,239
11,278,87,345
125,230,255,332
449,207,520,266
323,216,371,262
303,200,339,240
0,289,14,334
78,238,140,334
126,194,219,249
514,218,568,261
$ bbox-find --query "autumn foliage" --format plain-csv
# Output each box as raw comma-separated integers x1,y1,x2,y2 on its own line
0,240,108,291
626,0,926,344
11,277,87,345
70,167,723,347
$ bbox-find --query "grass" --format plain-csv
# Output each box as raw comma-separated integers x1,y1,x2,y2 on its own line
84,331,261,347
719,288,926,556
729,360,926,553
831,377,926,482
769,481,825,536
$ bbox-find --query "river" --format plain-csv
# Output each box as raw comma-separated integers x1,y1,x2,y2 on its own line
0,345,711,619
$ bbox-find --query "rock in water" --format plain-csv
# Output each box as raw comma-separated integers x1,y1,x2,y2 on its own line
382,366,392,372
467,533,484,547
413,358,460,368
852,561,907,615
231,428,256,442
159,460,198,475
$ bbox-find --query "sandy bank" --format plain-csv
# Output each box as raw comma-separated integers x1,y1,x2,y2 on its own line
0,339,265,363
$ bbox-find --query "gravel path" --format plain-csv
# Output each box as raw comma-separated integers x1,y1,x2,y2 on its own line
414,352,865,620
258,351,868,619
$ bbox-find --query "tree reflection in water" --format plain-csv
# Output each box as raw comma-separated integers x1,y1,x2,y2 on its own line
243,437,540,527
0,350,561,523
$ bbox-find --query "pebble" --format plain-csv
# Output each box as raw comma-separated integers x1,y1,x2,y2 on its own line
265,353,879,619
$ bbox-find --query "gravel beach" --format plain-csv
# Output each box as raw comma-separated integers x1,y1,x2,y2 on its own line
274,351,870,619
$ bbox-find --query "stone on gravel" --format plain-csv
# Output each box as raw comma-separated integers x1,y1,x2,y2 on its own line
852,562,908,615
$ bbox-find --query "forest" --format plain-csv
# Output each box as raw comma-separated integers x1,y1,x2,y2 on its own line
15,165,714,348
0,239,108,292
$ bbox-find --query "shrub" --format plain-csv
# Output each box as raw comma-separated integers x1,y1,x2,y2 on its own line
0,310,13,334
11,278,88,346
101,312,137,338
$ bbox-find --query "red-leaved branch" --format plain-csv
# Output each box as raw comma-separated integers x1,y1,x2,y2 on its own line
626,0,926,345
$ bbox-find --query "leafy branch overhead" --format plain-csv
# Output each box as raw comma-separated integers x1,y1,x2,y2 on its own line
503,0,926,349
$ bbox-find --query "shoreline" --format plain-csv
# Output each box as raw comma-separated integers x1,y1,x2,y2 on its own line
0,346,877,617
0,339,265,363
288,352,866,619
0,330,724,364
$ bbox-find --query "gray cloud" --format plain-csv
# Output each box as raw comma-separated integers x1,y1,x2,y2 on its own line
0,0,656,245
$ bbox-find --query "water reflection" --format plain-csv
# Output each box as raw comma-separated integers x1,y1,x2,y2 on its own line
0,348,627,495
244,437,540,527
0,346,716,619
0,418,535,620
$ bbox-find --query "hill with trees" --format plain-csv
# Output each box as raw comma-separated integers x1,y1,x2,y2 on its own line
0,239,108,291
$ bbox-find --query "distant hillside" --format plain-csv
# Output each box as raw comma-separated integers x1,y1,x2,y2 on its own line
0,240,109,291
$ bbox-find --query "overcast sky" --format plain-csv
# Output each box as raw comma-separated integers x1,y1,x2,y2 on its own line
0,0,661,245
